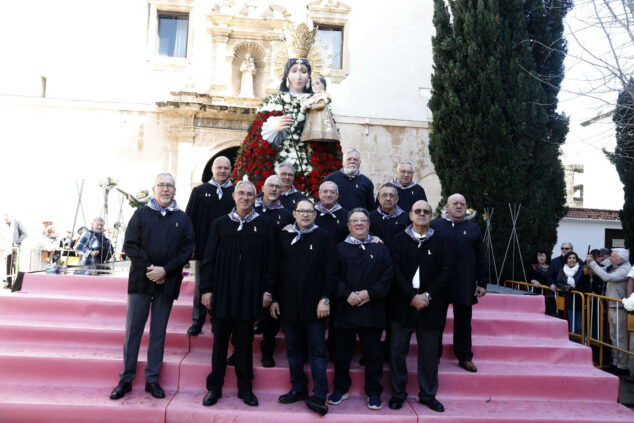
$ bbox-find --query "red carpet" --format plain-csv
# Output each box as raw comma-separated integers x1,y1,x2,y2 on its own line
0,273,632,422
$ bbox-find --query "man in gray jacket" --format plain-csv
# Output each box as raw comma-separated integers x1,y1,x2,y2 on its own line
586,248,632,375
4,214,27,288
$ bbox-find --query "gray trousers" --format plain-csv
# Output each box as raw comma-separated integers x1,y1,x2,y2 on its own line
121,293,174,383
389,319,440,401
191,261,210,325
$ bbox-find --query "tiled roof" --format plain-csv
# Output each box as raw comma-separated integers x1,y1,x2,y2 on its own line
565,208,620,221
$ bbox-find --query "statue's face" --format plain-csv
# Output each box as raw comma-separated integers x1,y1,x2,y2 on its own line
288,64,309,93
312,78,323,93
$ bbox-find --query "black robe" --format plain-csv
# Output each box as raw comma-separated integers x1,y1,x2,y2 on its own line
279,191,307,212
123,206,194,300
274,228,337,322
334,241,393,329
314,206,349,244
369,209,410,253
200,215,275,320
388,231,452,329
395,184,427,212
325,171,375,211
254,204,293,231
429,218,488,306
185,183,235,260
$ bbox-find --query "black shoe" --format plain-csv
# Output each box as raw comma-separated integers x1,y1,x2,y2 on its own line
227,353,236,366
109,379,132,400
279,389,308,404
420,397,444,412
261,356,275,368
305,396,328,416
388,397,403,410
203,390,221,406
145,382,165,398
187,323,202,336
238,391,259,406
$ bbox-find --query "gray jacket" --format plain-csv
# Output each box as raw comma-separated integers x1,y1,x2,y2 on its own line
8,220,28,246
589,260,632,305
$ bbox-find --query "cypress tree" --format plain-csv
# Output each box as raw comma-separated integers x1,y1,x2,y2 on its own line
606,80,634,250
429,0,569,280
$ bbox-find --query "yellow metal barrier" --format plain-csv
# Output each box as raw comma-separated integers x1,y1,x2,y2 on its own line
503,280,586,344
585,292,634,369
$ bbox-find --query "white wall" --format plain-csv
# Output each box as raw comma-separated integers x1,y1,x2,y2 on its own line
553,218,623,258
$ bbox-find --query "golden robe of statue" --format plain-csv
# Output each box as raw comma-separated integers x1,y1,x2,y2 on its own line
300,92,340,143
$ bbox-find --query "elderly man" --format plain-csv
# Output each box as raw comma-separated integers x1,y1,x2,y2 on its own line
391,161,428,212
276,162,307,212
586,248,632,375
110,173,194,400
200,180,275,407
314,181,348,244
75,217,114,270
252,174,293,367
185,156,235,336
325,149,375,211
388,200,451,412
270,199,336,416
3,214,27,288
369,183,410,253
430,194,487,373
328,208,392,410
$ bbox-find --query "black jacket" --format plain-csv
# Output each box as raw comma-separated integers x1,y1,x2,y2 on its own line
325,171,375,211
314,206,349,244
123,206,194,300
388,231,452,328
369,209,410,253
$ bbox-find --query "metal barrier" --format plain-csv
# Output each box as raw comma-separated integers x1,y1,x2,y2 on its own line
585,292,634,369
503,280,586,344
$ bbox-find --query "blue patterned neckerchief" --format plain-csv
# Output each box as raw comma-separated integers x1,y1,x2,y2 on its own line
287,223,319,245
208,178,232,200
228,207,259,231
377,205,404,220
280,185,299,197
255,196,284,211
315,202,342,218
391,178,416,190
148,198,179,216
344,233,374,250
405,224,434,249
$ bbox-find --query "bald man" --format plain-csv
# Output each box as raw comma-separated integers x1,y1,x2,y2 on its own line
185,156,235,336
430,194,487,373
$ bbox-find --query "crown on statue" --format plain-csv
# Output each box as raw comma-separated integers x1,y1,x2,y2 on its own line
285,22,316,59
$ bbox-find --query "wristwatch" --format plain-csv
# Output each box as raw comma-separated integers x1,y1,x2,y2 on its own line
320,297,330,305
423,292,431,302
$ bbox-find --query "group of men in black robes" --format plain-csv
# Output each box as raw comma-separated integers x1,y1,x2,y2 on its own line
111,151,488,415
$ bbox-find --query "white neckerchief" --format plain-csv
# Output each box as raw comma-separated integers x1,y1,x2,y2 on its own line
392,178,416,190
208,178,232,200
315,202,342,218
286,223,319,245
228,208,259,231
563,263,580,287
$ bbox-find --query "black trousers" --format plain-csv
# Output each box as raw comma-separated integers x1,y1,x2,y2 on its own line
191,261,210,326
333,326,383,396
438,302,473,362
258,309,280,359
389,319,440,401
206,316,254,393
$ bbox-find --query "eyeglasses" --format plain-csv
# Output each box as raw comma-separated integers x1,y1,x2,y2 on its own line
279,172,294,178
349,218,369,224
295,209,315,215
156,183,175,189
265,183,282,189
236,191,255,197
412,208,432,215
379,193,397,199
398,170,414,175
561,247,571,251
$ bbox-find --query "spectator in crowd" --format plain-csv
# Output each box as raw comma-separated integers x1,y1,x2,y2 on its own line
110,172,194,400
270,199,336,416
627,266,634,298
328,208,392,410
200,180,275,407
431,194,487,373
252,174,293,368
388,200,451,412
60,230,73,250
185,156,235,337
585,249,606,294
314,181,348,244
586,248,632,376
37,226,60,267
556,251,588,336
74,217,114,271
0,217,12,285
598,248,613,268
547,242,574,291
4,213,27,287
276,162,307,212
391,161,427,212
325,149,375,211
528,250,556,316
